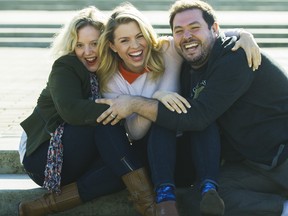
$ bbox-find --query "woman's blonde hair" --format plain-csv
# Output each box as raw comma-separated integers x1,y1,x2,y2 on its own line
97,2,168,93
50,6,106,60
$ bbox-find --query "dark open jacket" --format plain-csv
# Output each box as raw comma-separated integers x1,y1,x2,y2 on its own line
155,35,288,167
20,54,109,156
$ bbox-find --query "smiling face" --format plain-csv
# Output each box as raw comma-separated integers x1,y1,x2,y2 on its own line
172,9,218,69
74,25,101,72
109,21,148,73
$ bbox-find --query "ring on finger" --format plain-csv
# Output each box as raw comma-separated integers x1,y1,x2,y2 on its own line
110,114,116,118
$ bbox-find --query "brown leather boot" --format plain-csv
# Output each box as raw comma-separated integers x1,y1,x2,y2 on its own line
18,182,82,216
156,200,179,216
122,167,156,216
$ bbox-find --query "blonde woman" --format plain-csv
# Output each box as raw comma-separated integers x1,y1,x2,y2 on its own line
18,6,155,216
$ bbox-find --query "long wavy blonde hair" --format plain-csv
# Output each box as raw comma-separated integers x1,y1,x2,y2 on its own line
97,3,169,93
50,6,106,60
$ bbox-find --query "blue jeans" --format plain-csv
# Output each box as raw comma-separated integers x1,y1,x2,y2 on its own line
147,122,221,190
23,123,142,202
189,122,221,188
147,124,177,188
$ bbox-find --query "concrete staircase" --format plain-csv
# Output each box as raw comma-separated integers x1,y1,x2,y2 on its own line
1,0,288,48
1,0,288,215
0,0,287,11
1,10,288,48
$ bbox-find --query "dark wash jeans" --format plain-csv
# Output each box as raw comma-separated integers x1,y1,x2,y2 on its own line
23,123,143,202
147,122,221,190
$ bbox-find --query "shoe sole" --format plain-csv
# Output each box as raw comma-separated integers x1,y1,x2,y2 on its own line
200,190,225,216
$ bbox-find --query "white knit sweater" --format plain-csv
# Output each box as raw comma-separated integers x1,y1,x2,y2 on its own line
103,36,183,140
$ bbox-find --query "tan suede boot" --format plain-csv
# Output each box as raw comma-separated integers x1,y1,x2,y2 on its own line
122,167,156,216
18,182,82,216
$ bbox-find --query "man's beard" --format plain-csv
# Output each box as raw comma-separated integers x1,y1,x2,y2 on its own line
187,48,210,68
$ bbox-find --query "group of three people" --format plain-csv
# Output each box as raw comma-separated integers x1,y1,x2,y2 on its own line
18,0,288,216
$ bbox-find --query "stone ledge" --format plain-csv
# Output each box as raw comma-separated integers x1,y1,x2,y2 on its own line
0,150,25,174
0,174,202,215
0,175,201,216
1,188,137,216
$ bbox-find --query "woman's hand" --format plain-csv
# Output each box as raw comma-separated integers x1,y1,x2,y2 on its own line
232,30,261,71
95,95,133,125
153,91,191,114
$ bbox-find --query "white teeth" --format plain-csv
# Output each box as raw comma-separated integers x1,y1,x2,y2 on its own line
86,57,96,62
130,51,142,56
185,43,198,49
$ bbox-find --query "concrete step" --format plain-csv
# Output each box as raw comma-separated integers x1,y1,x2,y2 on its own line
0,174,198,216
0,137,25,174
0,0,176,11
212,0,288,11
2,24,288,36
0,0,287,11
0,24,288,48
1,38,288,48
0,37,53,48
0,174,135,216
1,10,288,48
